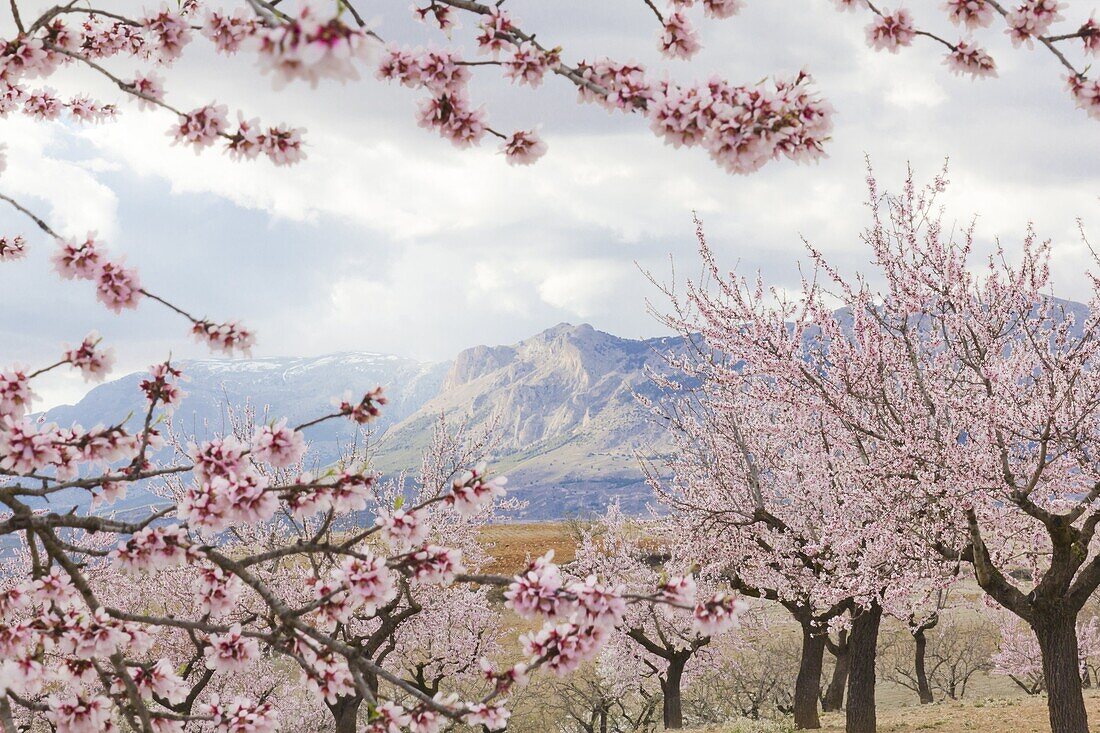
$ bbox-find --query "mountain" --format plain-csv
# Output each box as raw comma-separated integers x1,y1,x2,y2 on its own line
41,325,684,519
372,324,684,518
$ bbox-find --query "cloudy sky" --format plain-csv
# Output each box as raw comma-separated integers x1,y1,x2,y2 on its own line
2,0,1098,408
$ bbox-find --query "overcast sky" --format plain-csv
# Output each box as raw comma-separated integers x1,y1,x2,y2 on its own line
2,0,1098,408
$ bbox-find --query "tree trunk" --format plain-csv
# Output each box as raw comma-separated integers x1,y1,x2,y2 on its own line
662,655,687,729
845,604,881,733
823,641,850,712
326,695,361,733
1033,612,1090,733
794,624,826,729
913,627,934,704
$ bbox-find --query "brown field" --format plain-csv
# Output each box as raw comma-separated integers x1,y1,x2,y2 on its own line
479,521,577,574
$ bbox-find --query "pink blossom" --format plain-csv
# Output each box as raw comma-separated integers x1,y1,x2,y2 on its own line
0,235,25,261
410,544,465,584
692,591,747,635
46,694,114,733
332,554,398,613
32,567,77,606
501,129,547,165
0,367,35,418
943,0,994,28
66,96,116,123
407,706,446,733
300,648,356,703
866,9,917,53
417,49,472,94
660,575,699,606
1080,16,1100,55
129,73,165,111
143,8,192,62
0,656,44,697
196,566,245,617
191,319,256,355
205,624,259,672
90,480,127,509
140,362,186,412
94,259,143,313
58,607,131,659
23,88,62,119
504,42,552,87
413,4,458,32
659,10,702,60
375,506,427,550
202,10,257,55
126,659,187,704
945,40,997,78
51,235,101,280
254,3,375,88
173,104,229,149
448,462,508,517
371,702,412,733
569,576,627,629
463,702,510,731
64,332,114,381
188,435,248,481
520,621,606,674
703,0,745,18
199,696,279,733
109,526,191,573
0,417,62,474
476,7,517,56
1006,0,1065,46
260,125,305,166
1068,74,1100,119
251,418,306,467
505,550,571,619
335,387,387,423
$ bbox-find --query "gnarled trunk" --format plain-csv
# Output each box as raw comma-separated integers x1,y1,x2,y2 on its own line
913,627,933,704
661,654,687,729
845,604,881,733
823,638,849,712
326,695,362,733
1033,612,1090,733
794,624,826,729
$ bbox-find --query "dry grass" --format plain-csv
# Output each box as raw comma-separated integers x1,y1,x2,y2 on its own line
693,692,1100,732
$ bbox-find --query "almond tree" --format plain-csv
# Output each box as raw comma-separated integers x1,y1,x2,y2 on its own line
571,504,740,730
675,166,1100,733
640,315,938,732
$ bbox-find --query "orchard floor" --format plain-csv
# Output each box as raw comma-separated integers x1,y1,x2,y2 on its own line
698,692,1100,732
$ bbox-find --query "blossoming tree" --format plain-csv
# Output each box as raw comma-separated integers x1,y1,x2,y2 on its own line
671,166,1100,733
572,504,742,730
639,310,949,732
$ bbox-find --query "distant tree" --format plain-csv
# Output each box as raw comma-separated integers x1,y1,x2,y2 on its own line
572,505,740,730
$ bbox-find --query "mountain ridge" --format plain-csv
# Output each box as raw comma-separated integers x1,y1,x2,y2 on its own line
42,324,683,518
